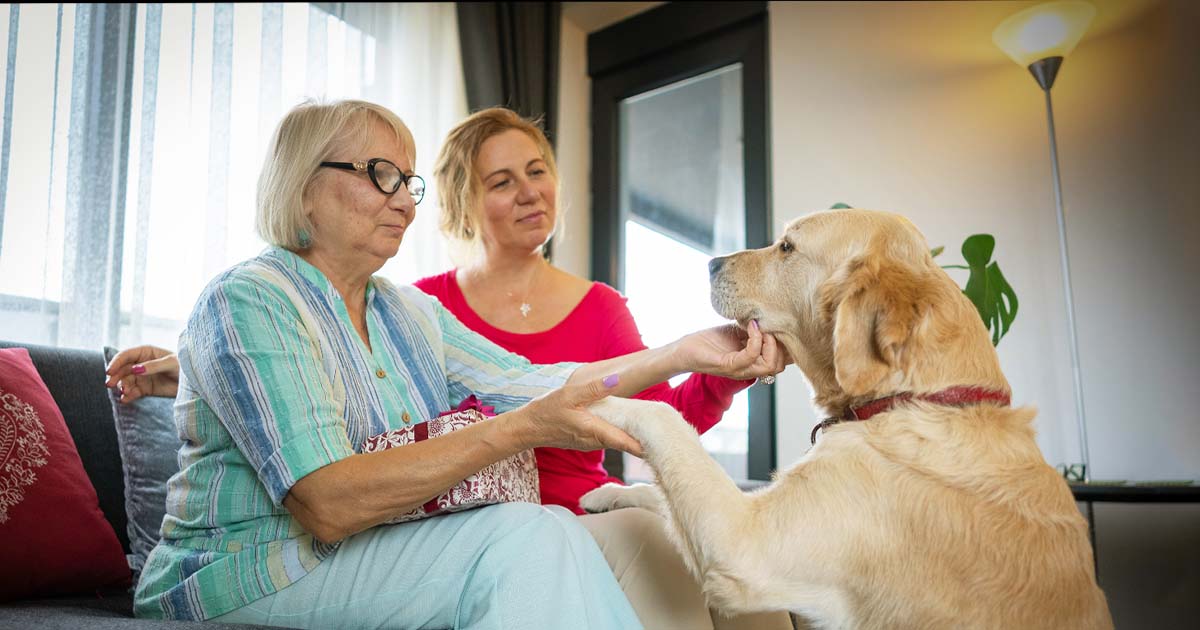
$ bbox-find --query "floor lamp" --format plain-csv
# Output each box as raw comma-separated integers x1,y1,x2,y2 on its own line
993,1,1096,481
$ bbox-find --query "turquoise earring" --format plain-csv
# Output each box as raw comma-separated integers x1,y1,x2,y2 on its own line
298,229,311,248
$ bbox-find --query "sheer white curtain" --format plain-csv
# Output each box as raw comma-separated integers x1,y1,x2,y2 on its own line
0,2,465,351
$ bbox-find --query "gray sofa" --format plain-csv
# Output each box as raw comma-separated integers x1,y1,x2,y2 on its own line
0,341,274,630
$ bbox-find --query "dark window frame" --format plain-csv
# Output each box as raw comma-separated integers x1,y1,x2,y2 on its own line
588,2,774,481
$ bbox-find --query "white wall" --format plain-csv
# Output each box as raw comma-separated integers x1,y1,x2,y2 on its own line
553,15,591,278
767,0,1199,487
767,1,1197,625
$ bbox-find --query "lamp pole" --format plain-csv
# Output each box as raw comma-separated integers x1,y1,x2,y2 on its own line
1030,55,1091,481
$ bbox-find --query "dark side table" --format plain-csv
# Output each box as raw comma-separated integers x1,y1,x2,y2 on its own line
1070,483,1200,578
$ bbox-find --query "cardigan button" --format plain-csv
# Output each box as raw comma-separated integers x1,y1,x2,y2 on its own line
402,412,412,424
375,368,386,378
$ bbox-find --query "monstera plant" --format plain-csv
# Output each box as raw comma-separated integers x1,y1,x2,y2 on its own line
933,234,1018,346
830,203,1018,345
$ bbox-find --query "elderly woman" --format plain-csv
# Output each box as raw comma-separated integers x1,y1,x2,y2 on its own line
127,99,785,629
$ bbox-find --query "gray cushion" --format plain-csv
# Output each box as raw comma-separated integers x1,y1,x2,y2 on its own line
102,347,182,573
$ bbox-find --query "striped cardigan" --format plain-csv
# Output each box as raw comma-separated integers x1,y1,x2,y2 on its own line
134,247,577,621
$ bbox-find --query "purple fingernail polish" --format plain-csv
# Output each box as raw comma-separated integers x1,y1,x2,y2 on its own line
603,374,619,388
131,364,146,375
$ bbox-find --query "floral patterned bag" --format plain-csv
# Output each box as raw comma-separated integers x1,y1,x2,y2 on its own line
361,395,540,523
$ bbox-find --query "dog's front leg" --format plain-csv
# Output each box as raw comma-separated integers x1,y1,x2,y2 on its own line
585,398,751,520
585,398,761,601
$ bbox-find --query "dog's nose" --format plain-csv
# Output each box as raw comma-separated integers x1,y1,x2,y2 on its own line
708,257,726,276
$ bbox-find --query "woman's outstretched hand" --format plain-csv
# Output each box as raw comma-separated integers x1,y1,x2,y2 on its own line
105,345,181,403
675,320,790,381
512,376,643,458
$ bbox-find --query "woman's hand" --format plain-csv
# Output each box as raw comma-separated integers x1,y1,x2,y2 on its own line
511,377,643,457
673,320,790,381
105,345,180,403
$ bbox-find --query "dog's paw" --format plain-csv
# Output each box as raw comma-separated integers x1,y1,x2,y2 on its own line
589,398,687,443
580,482,666,514
580,483,635,513
587,398,637,433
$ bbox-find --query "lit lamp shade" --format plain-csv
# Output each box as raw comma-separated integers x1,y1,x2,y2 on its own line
992,1,1096,67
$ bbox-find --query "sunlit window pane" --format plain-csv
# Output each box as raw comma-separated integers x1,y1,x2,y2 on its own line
617,63,749,482
622,220,750,482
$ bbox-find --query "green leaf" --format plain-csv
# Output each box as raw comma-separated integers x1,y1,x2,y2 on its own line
930,245,944,258
830,202,852,209
961,234,995,267
959,234,1018,345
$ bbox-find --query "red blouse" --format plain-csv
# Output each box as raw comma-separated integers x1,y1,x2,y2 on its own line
414,269,752,514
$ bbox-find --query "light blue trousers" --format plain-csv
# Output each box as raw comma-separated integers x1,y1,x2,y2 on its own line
212,503,642,630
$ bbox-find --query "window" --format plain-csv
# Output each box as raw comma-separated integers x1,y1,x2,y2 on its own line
0,3,465,351
618,64,751,482
589,2,774,482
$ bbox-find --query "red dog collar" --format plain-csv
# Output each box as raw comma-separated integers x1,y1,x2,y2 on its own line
810,386,1011,445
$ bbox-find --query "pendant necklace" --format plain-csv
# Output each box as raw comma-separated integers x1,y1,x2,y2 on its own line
507,261,544,318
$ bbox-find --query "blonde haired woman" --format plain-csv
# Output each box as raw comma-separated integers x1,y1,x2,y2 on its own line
415,107,792,630
123,99,786,629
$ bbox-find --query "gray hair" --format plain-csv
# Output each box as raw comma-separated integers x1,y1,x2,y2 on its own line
256,99,417,250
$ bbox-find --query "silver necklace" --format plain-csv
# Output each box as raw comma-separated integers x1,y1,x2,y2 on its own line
505,262,544,318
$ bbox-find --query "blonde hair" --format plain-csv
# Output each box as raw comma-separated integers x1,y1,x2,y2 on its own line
433,107,561,248
256,99,417,250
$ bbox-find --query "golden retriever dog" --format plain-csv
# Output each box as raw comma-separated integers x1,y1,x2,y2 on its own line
581,208,1112,629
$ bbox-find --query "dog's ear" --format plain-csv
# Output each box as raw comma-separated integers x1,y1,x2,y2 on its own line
821,256,935,398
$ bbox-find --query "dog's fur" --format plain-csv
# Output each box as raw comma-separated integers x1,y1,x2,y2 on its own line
581,209,1112,629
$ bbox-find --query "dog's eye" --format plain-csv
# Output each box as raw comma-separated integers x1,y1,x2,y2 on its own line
779,240,794,253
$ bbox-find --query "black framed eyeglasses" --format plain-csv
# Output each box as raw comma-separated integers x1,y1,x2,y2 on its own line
320,158,426,204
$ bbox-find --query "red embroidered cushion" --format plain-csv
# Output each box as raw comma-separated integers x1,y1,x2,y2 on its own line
362,399,540,523
0,347,131,601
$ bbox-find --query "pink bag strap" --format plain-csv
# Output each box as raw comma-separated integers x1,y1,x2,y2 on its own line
439,394,496,417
